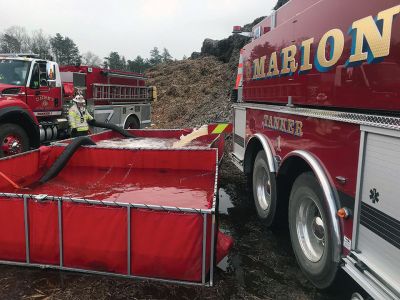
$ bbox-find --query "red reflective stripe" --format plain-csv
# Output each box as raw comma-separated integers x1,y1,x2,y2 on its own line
208,124,233,134
235,74,242,89
238,63,243,68
208,124,216,134
225,124,233,133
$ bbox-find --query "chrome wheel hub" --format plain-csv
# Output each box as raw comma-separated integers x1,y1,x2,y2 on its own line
255,165,271,211
2,135,22,156
296,197,326,262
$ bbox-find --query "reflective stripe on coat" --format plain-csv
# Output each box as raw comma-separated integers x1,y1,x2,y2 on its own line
68,104,93,132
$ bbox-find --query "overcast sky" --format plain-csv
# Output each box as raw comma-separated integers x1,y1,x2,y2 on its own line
1,0,274,60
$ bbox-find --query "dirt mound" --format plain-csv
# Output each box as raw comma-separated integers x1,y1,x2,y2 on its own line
146,16,268,129
146,56,234,128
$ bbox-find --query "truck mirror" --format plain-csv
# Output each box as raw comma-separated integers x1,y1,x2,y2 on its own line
47,62,56,80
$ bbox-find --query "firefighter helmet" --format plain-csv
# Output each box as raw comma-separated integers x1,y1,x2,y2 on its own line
73,95,85,104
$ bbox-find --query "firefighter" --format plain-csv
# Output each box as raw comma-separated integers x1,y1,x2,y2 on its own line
68,94,93,137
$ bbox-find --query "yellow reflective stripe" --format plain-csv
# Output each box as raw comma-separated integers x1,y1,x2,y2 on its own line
77,127,89,132
85,113,93,121
212,124,229,134
68,116,77,128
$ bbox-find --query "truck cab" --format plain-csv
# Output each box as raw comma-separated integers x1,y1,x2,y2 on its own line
0,56,63,116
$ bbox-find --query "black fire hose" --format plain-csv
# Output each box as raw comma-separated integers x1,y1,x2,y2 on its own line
88,119,136,138
39,136,96,184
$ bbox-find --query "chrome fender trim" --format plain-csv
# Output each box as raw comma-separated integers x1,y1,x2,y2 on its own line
247,133,278,173
280,150,342,263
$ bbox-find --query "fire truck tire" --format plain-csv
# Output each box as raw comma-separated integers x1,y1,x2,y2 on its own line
124,116,140,130
288,172,338,289
252,151,277,226
0,123,29,158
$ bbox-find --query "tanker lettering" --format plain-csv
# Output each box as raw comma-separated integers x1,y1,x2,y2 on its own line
263,114,303,137
251,5,400,80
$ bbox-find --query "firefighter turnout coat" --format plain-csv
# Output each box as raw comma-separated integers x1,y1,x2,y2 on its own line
68,104,93,133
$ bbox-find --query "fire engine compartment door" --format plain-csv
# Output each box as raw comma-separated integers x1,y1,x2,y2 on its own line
353,126,400,296
233,106,246,161
89,104,146,134
73,73,86,91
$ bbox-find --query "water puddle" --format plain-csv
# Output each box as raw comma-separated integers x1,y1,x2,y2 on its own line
218,187,234,215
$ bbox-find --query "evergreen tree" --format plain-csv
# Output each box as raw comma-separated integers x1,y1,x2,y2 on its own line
103,51,125,70
63,37,81,65
49,33,63,62
121,56,127,71
149,47,162,66
161,48,173,63
127,55,151,73
50,33,81,65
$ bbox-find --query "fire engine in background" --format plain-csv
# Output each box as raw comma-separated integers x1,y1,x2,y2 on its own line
0,54,155,157
232,0,400,299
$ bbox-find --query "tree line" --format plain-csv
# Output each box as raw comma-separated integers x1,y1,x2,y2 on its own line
103,47,172,73
0,26,173,72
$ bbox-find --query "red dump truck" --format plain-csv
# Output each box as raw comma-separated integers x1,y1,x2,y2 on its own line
231,1,400,299
0,54,155,157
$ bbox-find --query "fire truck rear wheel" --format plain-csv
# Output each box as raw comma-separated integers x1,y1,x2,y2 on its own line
0,123,29,158
124,116,140,130
289,172,338,289
252,151,277,226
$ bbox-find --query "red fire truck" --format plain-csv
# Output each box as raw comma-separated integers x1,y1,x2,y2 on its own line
232,1,400,298
0,54,154,157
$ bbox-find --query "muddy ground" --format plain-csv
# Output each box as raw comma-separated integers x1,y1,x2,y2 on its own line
0,152,363,300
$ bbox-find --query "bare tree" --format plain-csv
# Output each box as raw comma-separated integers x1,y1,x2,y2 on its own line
1,26,31,52
82,51,102,67
31,29,51,59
